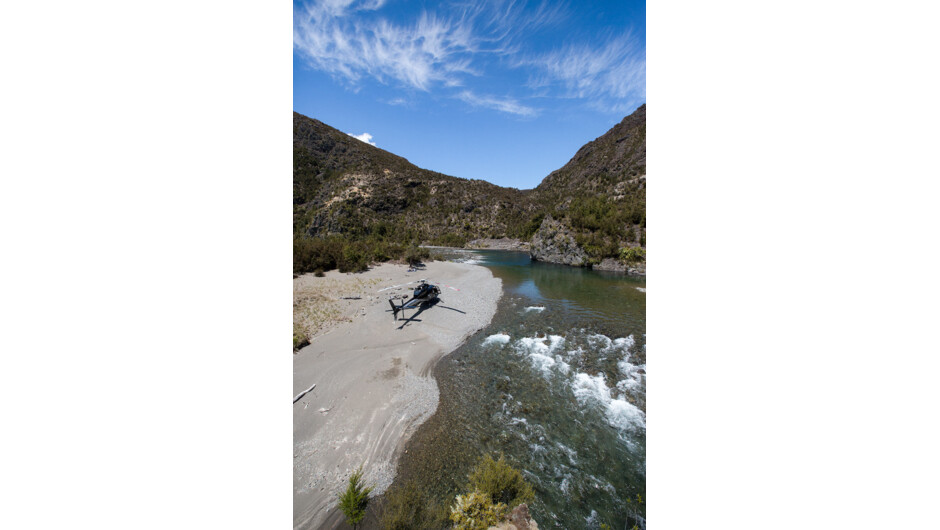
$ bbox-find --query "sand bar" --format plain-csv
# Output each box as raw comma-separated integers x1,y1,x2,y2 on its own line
293,261,501,529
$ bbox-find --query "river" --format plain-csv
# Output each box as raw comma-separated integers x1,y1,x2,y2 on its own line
392,249,646,529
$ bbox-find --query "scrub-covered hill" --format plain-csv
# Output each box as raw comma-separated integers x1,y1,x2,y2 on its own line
293,105,645,274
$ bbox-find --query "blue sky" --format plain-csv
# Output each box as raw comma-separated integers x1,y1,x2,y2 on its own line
293,0,645,190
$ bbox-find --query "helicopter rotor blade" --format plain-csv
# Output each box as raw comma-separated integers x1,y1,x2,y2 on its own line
377,279,425,293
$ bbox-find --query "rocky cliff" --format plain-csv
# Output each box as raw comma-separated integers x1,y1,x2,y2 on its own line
529,214,588,266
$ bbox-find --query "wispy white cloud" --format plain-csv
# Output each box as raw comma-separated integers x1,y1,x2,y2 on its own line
456,90,538,117
294,0,644,116
348,132,376,146
294,0,486,92
523,34,646,113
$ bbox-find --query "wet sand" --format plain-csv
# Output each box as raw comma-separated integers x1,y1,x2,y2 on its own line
293,261,501,529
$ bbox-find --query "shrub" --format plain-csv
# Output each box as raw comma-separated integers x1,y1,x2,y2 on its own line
292,324,310,352
520,213,546,240
338,466,373,529
339,244,368,273
450,490,507,530
294,235,342,274
434,232,467,248
404,243,430,266
619,246,646,263
467,454,534,508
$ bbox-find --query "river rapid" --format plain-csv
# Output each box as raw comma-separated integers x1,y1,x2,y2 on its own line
393,249,646,529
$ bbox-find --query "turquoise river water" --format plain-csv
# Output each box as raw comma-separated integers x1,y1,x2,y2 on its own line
393,249,646,529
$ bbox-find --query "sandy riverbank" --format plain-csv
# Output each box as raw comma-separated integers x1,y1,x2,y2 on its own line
293,261,501,529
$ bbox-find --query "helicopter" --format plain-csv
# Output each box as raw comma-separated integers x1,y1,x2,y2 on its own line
382,279,464,322
387,280,441,320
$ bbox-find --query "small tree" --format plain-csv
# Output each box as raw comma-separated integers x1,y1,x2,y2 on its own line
338,466,373,529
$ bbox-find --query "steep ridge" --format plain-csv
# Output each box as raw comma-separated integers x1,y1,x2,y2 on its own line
535,104,645,201
294,113,537,247
530,104,646,271
293,105,645,272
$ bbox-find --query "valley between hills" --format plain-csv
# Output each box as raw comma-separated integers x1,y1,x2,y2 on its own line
294,104,645,275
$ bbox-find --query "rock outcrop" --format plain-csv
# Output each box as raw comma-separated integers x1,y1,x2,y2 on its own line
593,257,647,275
529,215,587,266
489,503,539,530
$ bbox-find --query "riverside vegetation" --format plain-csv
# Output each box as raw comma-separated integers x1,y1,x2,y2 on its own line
338,466,373,529
293,105,645,275
375,454,536,530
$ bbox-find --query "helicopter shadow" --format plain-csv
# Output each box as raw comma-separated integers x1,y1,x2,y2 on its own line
391,299,466,329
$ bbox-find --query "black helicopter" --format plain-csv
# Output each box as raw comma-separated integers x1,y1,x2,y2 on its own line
388,280,442,320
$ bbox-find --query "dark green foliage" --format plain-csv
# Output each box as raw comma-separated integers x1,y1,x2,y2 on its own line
404,243,430,266
340,244,369,273
432,232,468,248
576,231,621,261
338,466,373,529
467,454,535,509
619,246,646,263
567,190,645,241
294,235,342,274
293,235,414,275
380,480,450,530
520,213,546,240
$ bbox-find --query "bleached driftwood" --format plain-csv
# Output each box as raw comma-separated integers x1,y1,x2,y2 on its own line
293,383,316,404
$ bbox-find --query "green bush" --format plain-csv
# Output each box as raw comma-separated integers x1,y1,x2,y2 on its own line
292,324,310,352
450,490,507,530
339,243,369,273
467,454,534,508
404,243,430,266
520,213,546,239
338,466,373,529
566,190,645,242
380,480,449,530
619,246,646,263
433,232,467,248
294,235,342,274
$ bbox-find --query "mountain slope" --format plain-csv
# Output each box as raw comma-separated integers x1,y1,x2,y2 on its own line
535,104,645,203
530,105,646,270
294,112,538,246
293,105,645,272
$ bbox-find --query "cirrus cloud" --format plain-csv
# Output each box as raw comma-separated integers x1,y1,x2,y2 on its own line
294,0,645,116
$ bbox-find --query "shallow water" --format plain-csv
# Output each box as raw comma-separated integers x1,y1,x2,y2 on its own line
393,250,646,529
